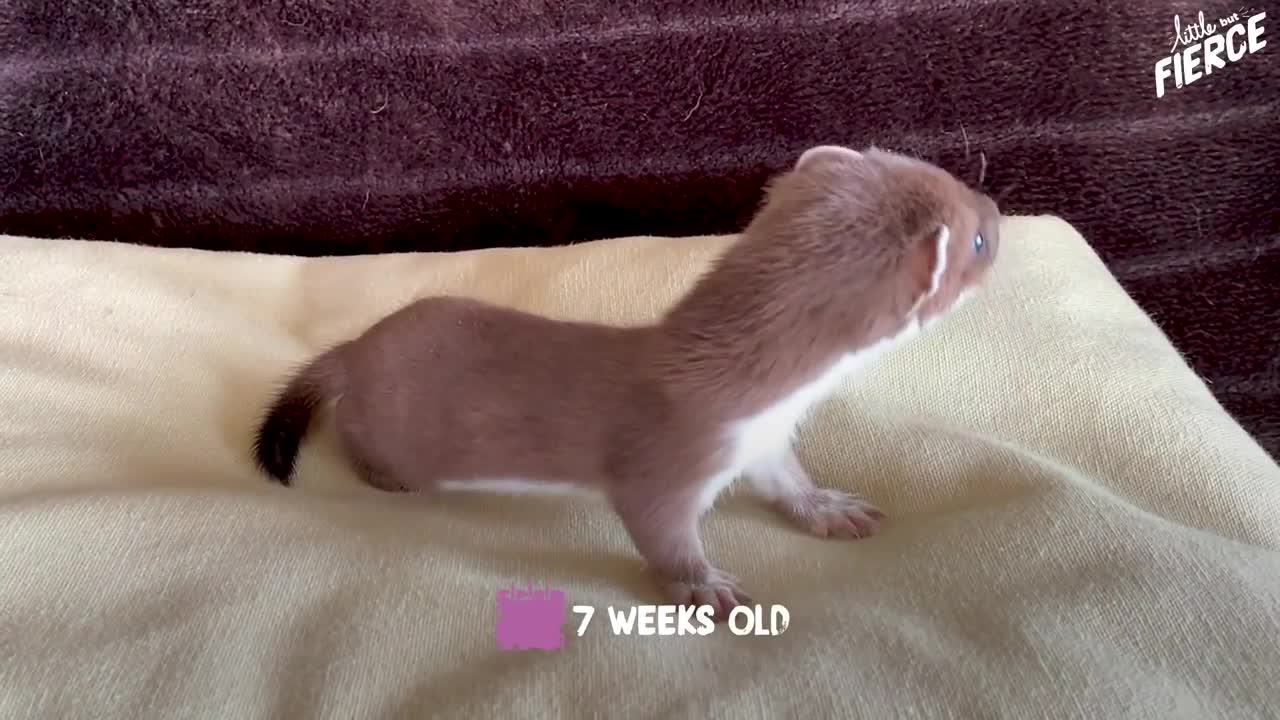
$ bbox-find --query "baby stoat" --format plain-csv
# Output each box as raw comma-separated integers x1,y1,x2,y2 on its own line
251,145,1002,620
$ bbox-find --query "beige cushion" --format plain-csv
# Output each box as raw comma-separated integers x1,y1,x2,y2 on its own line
1,217,1278,718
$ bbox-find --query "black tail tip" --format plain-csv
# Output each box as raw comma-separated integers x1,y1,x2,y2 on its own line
252,369,323,486
251,414,300,486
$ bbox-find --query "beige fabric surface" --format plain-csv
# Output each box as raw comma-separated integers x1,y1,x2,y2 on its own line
1,216,1278,720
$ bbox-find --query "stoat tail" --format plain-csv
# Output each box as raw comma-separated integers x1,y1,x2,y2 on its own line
251,346,346,485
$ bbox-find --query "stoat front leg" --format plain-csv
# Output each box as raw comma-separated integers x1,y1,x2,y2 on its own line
610,482,751,622
746,446,885,539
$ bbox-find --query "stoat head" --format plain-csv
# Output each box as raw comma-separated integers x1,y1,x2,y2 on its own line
742,144,1002,345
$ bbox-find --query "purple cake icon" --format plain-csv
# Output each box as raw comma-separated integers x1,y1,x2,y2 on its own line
495,584,567,651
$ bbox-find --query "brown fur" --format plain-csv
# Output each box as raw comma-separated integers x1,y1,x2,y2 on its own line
251,145,1001,619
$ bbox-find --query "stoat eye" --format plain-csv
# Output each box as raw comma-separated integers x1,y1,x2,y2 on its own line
973,233,985,254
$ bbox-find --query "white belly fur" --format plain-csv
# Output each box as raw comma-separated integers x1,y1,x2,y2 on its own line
436,478,594,496
701,319,924,512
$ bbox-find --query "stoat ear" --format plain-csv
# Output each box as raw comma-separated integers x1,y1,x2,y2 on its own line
795,144,864,171
907,224,951,310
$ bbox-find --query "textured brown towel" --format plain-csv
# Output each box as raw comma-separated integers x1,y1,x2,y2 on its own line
1,1,1277,455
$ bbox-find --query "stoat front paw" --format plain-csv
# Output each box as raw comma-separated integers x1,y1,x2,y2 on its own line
661,568,752,623
778,488,885,539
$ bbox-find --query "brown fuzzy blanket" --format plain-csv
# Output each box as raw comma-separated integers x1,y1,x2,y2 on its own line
1,0,1277,455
